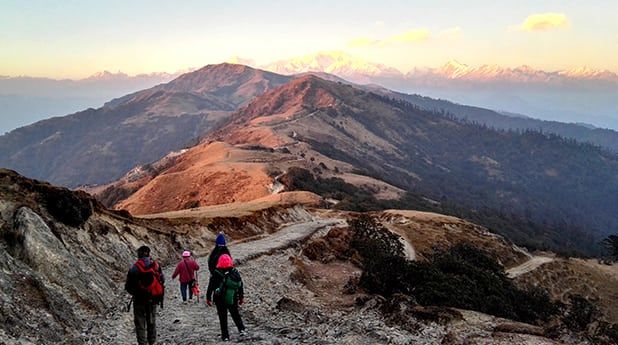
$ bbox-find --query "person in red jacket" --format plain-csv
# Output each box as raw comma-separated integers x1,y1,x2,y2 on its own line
171,250,200,303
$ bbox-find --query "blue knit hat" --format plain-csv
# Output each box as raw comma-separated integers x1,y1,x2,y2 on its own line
215,233,226,246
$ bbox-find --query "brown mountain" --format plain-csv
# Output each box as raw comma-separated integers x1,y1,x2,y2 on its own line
0,64,290,187
107,75,618,255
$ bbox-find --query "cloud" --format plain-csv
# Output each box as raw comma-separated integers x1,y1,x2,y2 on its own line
514,13,570,32
348,28,430,47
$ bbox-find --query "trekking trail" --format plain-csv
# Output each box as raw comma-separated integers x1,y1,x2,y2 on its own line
506,256,554,278
109,218,345,344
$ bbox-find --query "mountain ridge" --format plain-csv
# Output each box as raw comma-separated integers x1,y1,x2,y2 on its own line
5,63,618,191
262,51,618,84
104,74,618,256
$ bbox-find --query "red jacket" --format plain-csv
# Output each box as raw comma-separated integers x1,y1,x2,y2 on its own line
171,258,200,284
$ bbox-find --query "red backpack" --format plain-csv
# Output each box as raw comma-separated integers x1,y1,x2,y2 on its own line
134,259,165,302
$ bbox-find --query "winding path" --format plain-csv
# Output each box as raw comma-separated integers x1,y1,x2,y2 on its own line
506,256,554,278
111,218,344,344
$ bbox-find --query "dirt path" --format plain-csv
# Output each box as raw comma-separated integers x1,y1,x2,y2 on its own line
109,218,344,344
400,236,416,261
506,256,554,278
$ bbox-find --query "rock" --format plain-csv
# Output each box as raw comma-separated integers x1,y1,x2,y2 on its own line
409,306,463,325
494,322,545,336
276,296,307,313
10,207,71,271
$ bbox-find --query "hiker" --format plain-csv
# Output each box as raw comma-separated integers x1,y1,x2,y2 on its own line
208,232,231,275
125,245,165,345
171,250,200,303
206,254,246,341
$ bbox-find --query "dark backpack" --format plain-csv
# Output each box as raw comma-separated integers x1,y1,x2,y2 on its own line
215,269,242,305
134,259,165,303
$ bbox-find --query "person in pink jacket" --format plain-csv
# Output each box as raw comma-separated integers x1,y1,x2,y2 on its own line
171,250,200,303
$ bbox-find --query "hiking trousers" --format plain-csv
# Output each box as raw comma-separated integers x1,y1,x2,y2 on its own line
133,302,157,345
180,282,194,301
215,301,245,340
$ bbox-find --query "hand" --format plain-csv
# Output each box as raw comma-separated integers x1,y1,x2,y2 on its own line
239,298,244,306
206,299,212,307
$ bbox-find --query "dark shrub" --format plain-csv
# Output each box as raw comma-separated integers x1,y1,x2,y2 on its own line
563,295,599,332
350,216,559,325
43,189,93,228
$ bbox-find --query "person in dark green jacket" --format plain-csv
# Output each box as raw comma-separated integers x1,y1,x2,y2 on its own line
206,254,245,341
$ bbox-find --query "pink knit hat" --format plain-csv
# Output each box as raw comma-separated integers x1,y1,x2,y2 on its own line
182,250,191,257
216,254,234,269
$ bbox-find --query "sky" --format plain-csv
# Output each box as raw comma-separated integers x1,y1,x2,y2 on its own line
1,0,617,78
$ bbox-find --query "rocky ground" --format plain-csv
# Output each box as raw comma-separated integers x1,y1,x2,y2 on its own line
81,217,584,345
1,169,612,345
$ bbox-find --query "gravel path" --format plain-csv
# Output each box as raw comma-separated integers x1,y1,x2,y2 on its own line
104,218,343,345
506,256,554,278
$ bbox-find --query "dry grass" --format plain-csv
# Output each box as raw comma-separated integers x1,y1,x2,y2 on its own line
139,191,321,219
516,259,618,323
376,210,528,267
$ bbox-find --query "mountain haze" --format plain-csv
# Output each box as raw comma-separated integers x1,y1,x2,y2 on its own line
0,64,291,186
0,71,179,133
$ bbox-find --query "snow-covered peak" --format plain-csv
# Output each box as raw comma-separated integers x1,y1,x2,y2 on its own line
558,66,617,80
438,60,470,78
84,70,129,81
263,51,403,81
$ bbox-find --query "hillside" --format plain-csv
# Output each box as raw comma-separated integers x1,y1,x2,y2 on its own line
0,168,204,343
4,63,618,191
0,64,290,187
263,52,618,130
381,88,618,153
0,168,321,343
0,71,178,133
107,75,618,255
3,168,618,344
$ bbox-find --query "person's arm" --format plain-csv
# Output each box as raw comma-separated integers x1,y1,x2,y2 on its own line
206,272,219,302
125,267,136,295
171,262,180,280
238,272,244,303
193,260,200,271
158,262,165,284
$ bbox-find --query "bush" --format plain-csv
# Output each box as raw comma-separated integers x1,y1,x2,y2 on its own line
349,216,559,325
563,295,599,332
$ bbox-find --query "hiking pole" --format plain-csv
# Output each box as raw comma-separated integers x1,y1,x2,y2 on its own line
126,297,133,312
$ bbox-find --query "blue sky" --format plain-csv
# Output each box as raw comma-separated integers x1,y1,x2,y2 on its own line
1,0,617,78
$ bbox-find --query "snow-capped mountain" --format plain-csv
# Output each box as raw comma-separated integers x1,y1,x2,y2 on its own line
82,70,186,82
407,60,618,84
263,51,404,83
264,52,618,85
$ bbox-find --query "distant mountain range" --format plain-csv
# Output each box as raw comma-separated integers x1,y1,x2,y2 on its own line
261,52,618,129
3,63,618,188
5,51,617,133
0,64,289,186
4,63,618,256
95,71,618,256
264,51,618,84
0,71,182,133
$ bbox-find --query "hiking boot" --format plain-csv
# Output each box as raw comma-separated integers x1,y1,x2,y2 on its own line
222,337,230,342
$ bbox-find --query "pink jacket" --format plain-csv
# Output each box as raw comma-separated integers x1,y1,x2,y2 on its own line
171,258,200,284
